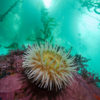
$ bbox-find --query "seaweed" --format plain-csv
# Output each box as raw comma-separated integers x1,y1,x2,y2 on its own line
0,49,24,79
74,54,90,71
78,0,100,14
39,8,57,42
27,8,57,43
5,42,19,50
78,0,94,11
74,54,100,87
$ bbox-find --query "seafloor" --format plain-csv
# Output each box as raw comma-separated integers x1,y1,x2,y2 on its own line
0,50,100,100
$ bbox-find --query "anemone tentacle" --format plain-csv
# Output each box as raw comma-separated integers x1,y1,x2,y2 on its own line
22,42,77,91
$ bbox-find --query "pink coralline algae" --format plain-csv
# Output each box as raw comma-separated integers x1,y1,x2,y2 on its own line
0,74,22,100
66,75,97,100
0,50,100,100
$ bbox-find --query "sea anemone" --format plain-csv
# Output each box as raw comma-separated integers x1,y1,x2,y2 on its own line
22,42,77,91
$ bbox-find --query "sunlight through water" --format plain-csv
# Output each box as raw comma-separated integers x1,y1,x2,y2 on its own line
43,0,52,8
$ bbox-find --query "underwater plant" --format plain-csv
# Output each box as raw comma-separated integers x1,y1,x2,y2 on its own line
78,0,100,14
39,8,57,42
5,42,19,50
22,42,77,91
27,8,57,43
74,54,100,87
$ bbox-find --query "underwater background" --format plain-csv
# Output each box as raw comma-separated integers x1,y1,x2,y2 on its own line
0,0,100,77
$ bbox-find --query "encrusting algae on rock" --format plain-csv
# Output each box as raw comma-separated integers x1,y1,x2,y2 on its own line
0,42,100,100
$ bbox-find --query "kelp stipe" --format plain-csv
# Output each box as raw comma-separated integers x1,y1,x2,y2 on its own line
0,0,22,22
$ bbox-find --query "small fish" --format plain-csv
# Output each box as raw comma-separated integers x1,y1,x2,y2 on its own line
94,94,100,100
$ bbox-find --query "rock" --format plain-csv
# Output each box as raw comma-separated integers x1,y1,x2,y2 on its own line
0,73,22,93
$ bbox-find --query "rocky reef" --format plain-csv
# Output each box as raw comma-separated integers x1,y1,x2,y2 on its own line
0,50,100,100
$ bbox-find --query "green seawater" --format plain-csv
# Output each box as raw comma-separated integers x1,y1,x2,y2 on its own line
0,0,100,77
